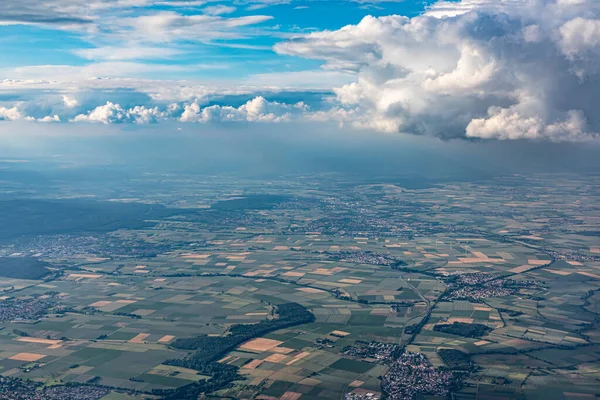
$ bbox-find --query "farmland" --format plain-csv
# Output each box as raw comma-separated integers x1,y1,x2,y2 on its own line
0,171,599,399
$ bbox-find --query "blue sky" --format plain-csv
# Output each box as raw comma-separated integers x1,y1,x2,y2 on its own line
0,1,432,80
0,0,599,142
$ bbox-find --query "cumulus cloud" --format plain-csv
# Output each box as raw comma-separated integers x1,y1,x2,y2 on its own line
180,96,308,123
66,97,308,124
62,95,80,108
0,105,60,122
0,106,23,121
72,102,165,124
275,0,600,141
27,115,61,122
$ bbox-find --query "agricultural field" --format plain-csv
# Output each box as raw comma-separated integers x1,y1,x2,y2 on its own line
0,171,599,399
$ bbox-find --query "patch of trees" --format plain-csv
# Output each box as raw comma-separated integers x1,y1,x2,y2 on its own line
153,363,238,400
0,199,185,240
113,312,141,319
0,257,51,280
497,308,524,317
404,324,419,335
154,302,314,400
433,322,492,338
170,302,313,358
438,349,473,371
390,260,408,270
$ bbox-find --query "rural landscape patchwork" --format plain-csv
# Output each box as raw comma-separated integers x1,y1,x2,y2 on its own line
1,165,599,400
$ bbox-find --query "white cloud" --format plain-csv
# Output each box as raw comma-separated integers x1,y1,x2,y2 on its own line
120,12,273,42
72,102,128,123
73,46,185,61
466,108,592,141
2,62,194,81
62,95,80,108
202,5,237,15
0,105,61,122
275,0,600,141
28,115,61,122
559,17,600,59
0,106,23,121
240,70,355,89
60,96,309,124
0,1,209,28
72,102,165,123
181,96,307,122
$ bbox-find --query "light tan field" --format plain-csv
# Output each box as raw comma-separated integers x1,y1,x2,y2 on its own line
339,279,362,284
158,335,175,343
330,330,350,337
578,271,600,279
162,294,193,303
298,378,321,386
181,253,211,259
240,338,283,352
128,333,150,343
312,268,333,276
566,260,583,266
271,347,294,354
16,337,62,345
283,271,305,277
116,299,137,304
286,352,310,365
459,257,504,263
68,273,102,279
296,287,326,293
528,259,549,265
9,353,46,362
547,269,573,275
447,318,474,324
509,264,538,273
265,354,288,363
86,257,110,262
243,359,264,370
470,251,488,259
280,392,302,400
89,300,112,307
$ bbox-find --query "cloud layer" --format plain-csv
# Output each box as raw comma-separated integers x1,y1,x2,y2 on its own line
276,0,600,141
64,97,308,124
1,0,600,142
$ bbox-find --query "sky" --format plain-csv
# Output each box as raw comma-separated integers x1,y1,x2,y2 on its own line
0,0,599,142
